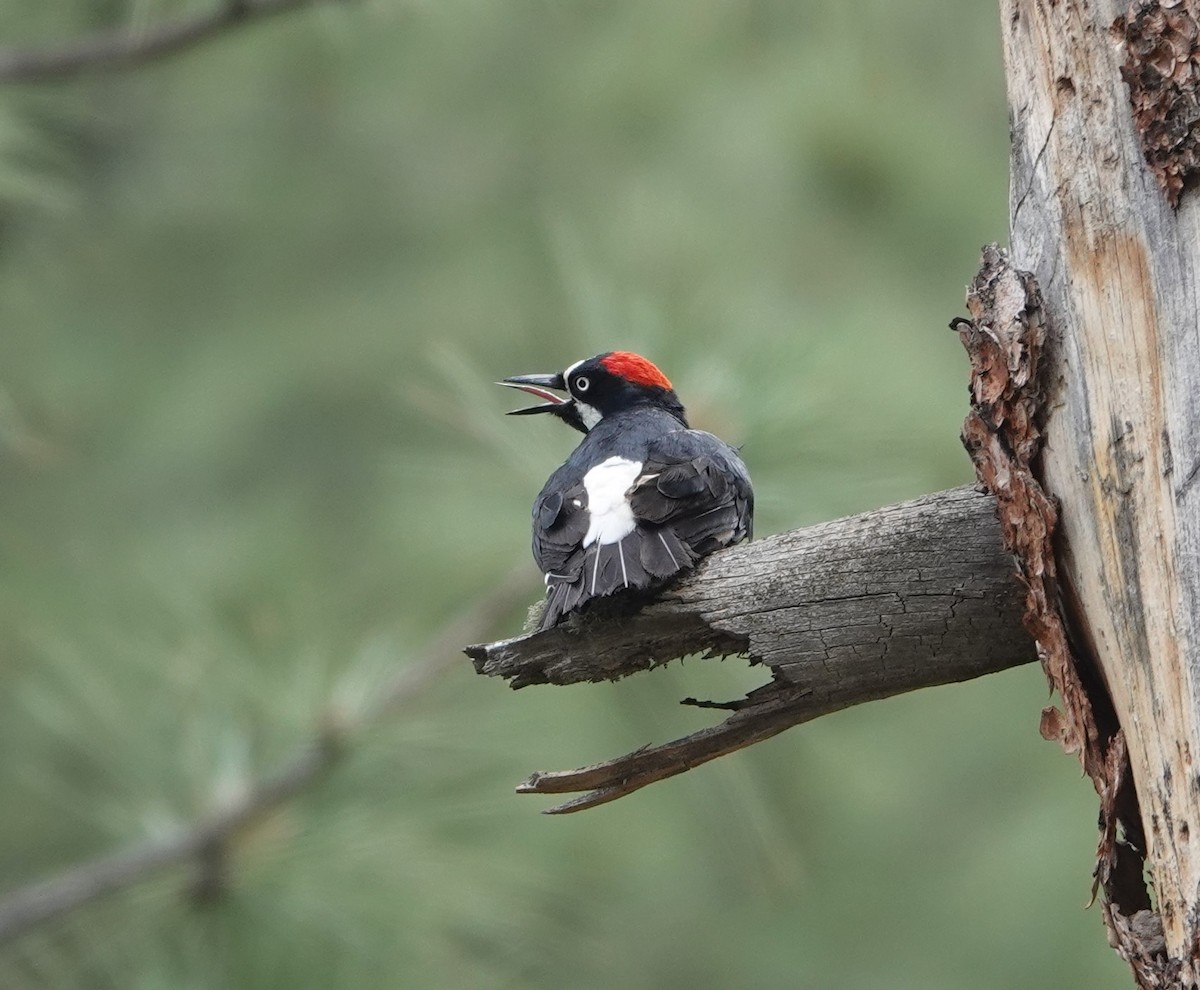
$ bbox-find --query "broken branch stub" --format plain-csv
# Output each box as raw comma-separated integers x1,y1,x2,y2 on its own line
467,486,1034,813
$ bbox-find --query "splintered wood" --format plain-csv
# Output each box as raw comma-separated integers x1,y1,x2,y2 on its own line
468,487,1031,812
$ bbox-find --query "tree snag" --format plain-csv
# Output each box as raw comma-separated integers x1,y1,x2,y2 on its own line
1003,0,1200,983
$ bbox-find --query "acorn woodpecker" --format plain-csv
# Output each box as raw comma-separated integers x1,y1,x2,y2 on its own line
500,351,753,631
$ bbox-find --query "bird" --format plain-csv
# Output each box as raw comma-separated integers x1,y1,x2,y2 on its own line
499,351,753,631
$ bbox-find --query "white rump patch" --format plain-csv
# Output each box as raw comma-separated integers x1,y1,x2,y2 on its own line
582,456,641,547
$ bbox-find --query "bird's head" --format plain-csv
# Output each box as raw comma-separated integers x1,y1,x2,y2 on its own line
499,351,686,434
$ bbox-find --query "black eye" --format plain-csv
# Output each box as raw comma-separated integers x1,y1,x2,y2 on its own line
573,375,590,393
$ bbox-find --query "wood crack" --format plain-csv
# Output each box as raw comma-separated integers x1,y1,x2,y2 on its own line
467,486,1034,812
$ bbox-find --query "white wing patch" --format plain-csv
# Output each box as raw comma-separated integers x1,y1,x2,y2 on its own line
582,456,642,547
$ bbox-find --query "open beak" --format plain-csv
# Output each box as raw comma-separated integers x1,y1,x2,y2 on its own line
497,372,568,416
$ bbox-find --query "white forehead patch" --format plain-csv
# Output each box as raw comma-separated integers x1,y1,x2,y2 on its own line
562,358,586,380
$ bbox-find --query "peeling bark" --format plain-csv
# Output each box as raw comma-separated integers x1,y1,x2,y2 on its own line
1114,0,1200,208
956,248,1152,978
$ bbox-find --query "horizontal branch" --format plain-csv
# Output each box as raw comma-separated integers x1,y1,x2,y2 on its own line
0,0,340,84
467,486,1035,812
0,740,329,943
0,562,531,944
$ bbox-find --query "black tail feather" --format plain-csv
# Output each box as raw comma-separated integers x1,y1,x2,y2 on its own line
538,525,700,632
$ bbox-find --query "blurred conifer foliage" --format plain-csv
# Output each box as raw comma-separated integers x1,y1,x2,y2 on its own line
0,1,1124,987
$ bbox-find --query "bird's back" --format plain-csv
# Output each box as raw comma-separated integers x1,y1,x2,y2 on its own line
531,408,752,630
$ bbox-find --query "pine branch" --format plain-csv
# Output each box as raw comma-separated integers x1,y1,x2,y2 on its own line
0,0,344,84
0,562,531,944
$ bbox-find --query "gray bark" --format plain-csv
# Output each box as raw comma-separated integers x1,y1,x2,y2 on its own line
469,486,1035,812
1003,0,1200,983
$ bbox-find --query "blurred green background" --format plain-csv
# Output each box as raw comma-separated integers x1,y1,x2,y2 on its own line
0,1,1127,987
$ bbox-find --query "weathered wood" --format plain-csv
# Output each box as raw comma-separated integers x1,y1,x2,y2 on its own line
1004,0,1200,982
468,486,1035,811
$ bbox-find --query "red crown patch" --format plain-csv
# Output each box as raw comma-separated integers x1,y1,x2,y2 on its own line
599,352,673,390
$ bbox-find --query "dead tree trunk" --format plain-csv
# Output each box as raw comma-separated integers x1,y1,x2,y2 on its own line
998,0,1200,979
1002,0,1200,983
